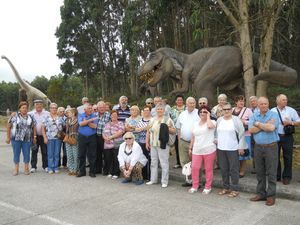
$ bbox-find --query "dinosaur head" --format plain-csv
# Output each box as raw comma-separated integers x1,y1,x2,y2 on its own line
138,50,177,86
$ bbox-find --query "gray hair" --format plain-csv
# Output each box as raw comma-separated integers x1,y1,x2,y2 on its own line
156,103,165,110
186,96,196,104
222,102,231,109
83,103,91,110
119,95,128,102
276,94,287,103
49,103,58,108
123,132,135,141
198,97,208,104
249,96,258,101
218,94,227,100
97,101,105,107
82,97,88,103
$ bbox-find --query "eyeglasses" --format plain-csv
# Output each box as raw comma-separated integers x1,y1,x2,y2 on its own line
146,102,154,105
125,137,133,140
199,111,208,114
223,108,232,111
199,102,206,105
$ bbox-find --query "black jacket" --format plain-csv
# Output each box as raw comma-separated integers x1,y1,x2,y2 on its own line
159,123,169,149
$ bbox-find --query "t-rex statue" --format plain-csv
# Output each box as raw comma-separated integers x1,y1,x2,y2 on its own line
1,55,51,109
138,46,297,102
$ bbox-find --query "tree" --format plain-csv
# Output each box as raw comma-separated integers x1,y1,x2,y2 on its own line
31,75,49,94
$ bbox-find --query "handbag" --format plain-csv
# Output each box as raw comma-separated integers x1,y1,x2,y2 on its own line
57,131,66,140
63,135,77,145
182,162,192,176
276,108,295,135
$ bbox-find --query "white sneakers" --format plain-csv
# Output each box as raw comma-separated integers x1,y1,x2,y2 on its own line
202,188,211,194
146,181,167,188
188,188,198,193
30,168,36,173
161,184,168,188
112,175,118,179
146,181,155,185
44,168,48,173
107,174,112,178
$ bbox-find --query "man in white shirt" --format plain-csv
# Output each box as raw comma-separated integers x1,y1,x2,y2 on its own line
77,97,89,115
271,94,300,185
176,97,199,186
29,99,50,173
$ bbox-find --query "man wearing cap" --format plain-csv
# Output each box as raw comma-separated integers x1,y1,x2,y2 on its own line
29,99,50,173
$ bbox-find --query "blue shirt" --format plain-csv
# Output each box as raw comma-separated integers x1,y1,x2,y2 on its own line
78,113,98,136
249,110,279,144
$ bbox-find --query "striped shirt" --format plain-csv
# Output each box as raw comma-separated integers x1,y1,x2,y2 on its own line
136,118,151,143
116,106,131,123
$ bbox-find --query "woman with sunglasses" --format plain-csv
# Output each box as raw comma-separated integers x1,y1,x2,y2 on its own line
42,103,64,174
118,132,147,185
216,103,247,197
188,105,216,194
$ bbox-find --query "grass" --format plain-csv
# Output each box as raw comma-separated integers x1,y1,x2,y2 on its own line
0,115,7,128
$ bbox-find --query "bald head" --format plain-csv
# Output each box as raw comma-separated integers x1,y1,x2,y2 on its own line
257,97,269,114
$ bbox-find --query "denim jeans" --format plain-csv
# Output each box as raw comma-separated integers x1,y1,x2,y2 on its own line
11,140,31,164
47,139,62,172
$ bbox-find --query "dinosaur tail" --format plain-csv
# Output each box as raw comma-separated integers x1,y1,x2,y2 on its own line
252,54,297,86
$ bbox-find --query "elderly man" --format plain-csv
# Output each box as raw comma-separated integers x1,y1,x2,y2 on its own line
113,96,131,123
77,103,98,178
96,101,110,174
77,97,89,115
171,94,185,169
29,99,50,173
176,97,199,186
249,97,279,206
151,96,171,117
249,96,259,113
271,94,300,185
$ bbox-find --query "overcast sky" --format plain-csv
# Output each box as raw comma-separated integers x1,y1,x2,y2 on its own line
0,0,64,83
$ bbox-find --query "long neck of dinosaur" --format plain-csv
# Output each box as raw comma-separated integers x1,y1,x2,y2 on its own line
2,56,30,90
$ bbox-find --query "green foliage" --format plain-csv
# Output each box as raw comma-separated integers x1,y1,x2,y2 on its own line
30,75,49,94
0,82,19,111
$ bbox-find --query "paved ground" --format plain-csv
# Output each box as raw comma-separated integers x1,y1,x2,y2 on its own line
1,142,300,225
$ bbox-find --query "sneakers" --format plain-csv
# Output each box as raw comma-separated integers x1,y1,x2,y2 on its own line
121,179,132,183
30,168,36,173
173,164,182,169
188,188,198,193
112,175,118,179
146,181,155,185
54,170,60,174
44,167,49,173
161,184,168,188
48,171,54,174
107,174,112,178
202,188,211,194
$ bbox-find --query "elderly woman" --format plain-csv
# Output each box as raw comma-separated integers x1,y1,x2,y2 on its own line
57,106,67,168
125,105,142,140
135,105,152,181
64,108,79,175
216,103,247,197
6,101,36,176
118,132,148,185
146,103,176,188
232,95,253,178
42,103,64,174
103,110,125,179
188,105,216,194
212,94,227,118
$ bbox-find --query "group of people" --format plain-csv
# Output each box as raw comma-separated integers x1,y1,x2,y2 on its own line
6,93,300,206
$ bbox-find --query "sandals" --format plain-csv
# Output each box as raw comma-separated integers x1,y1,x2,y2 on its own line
218,189,231,195
228,191,239,197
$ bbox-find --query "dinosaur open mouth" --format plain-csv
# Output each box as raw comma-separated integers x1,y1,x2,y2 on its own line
140,61,162,83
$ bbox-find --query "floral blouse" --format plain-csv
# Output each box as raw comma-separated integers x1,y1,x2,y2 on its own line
8,113,36,142
43,115,64,140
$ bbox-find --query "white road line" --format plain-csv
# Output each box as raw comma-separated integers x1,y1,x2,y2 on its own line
0,201,75,225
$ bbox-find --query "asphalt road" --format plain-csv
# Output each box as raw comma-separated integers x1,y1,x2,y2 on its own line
1,143,300,225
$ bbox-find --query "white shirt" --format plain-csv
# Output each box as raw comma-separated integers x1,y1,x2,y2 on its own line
77,105,85,115
176,109,199,141
271,106,300,134
217,119,238,151
29,110,50,135
117,142,147,167
192,121,216,155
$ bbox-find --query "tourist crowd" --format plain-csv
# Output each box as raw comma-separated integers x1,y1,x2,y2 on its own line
6,94,300,206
